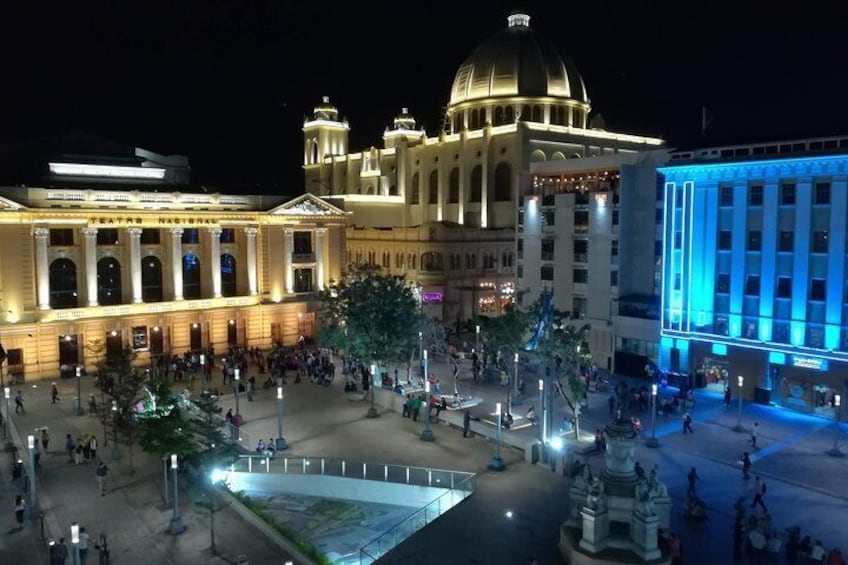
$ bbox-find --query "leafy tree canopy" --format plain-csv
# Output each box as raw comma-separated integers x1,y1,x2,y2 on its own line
137,377,198,458
477,303,534,365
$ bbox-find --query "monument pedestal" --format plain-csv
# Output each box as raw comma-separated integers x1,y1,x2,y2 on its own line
631,511,661,561
578,506,609,555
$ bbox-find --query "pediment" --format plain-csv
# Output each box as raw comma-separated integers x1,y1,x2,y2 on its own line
268,193,348,217
0,195,24,210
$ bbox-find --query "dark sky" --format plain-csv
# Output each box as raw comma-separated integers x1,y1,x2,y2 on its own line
3,0,848,194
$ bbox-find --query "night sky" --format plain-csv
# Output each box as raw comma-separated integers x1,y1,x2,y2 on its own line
3,0,847,194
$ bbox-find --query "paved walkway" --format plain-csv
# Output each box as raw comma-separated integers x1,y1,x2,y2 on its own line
2,355,847,564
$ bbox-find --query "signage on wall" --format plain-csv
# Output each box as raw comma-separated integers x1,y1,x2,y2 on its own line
790,355,828,371
88,216,218,227
422,293,443,303
132,326,149,350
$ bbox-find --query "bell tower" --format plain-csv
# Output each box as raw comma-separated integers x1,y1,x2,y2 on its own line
302,96,349,166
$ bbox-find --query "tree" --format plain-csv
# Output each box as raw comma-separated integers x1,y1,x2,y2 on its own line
105,347,147,474
538,317,590,439
478,304,533,395
190,390,231,464
419,315,449,361
318,264,419,417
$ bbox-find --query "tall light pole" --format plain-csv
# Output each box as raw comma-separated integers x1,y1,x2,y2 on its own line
366,363,378,418
234,368,241,417
475,324,481,360
512,352,520,406
489,401,505,470
538,378,546,444
420,350,434,441
71,522,80,565
419,331,424,380
75,366,84,416
110,400,120,460
733,375,745,432
275,386,287,450
167,454,186,534
27,434,39,516
646,383,659,447
4,387,10,441
829,394,844,457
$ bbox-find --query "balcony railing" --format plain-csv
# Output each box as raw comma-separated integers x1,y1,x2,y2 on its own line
291,252,315,263
41,294,261,323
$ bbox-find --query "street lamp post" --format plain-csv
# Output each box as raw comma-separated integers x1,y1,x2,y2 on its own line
489,401,505,470
829,394,844,457
275,386,287,450
512,352,520,406
538,378,546,444
420,350,434,441
110,400,120,460
27,434,39,517
234,368,241,417
646,383,659,447
167,454,186,534
475,325,481,360
4,387,10,442
75,366,84,416
419,331,424,380
733,376,745,432
71,522,80,565
366,363,378,418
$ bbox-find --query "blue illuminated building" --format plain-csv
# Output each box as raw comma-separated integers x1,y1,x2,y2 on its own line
659,136,848,415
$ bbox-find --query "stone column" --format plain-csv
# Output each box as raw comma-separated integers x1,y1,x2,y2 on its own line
82,227,99,307
34,228,51,310
128,228,143,303
245,227,258,296
314,228,326,291
284,228,294,293
171,228,184,300
209,227,223,298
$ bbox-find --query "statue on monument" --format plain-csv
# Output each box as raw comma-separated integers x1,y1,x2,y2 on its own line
614,380,630,422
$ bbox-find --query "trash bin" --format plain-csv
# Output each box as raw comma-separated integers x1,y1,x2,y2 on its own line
754,387,771,405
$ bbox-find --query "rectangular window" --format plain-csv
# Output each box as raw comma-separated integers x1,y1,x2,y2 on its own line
140,229,160,244
655,208,663,224
293,231,312,254
96,228,119,245
777,276,792,299
220,228,235,243
541,265,554,281
573,239,588,263
541,239,555,261
810,278,826,301
773,323,790,344
294,268,313,293
815,182,831,204
779,231,794,252
806,326,825,349
611,271,618,286
812,230,829,253
674,231,682,249
612,210,619,225
49,228,74,246
718,230,732,250
745,275,760,296
611,240,619,258
674,273,681,290
781,183,796,205
747,231,762,251
749,185,763,206
654,240,663,257
181,228,199,244
714,316,729,336
572,269,588,283
574,210,589,229
720,186,733,206
542,210,555,226
716,273,730,294
572,296,587,318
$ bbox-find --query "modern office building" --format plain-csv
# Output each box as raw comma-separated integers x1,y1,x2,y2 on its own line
659,135,848,414
0,134,348,382
518,150,666,370
303,11,663,322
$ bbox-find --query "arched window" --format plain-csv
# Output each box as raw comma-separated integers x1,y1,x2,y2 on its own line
521,104,531,121
408,254,416,270
411,172,420,204
97,257,122,306
367,185,374,195
142,255,163,302
494,162,512,202
494,106,504,126
505,106,515,123
183,253,201,300
470,165,483,202
421,252,444,271
428,170,439,204
311,141,318,164
532,105,542,122
471,109,479,129
573,111,584,129
49,258,78,309
221,253,237,297
448,168,460,203
552,151,566,161
531,149,546,162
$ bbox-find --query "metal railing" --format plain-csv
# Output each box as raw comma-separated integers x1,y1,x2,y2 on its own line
228,455,476,564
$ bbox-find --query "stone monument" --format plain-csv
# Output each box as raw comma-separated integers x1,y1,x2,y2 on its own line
560,412,672,564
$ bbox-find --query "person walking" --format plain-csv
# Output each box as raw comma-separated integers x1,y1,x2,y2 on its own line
14,390,24,414
88,436,97,460
682,411,694,434
13,494,25,527
41,429,50,452
687,466,700,497
78,526,90,564
462,410,471,438
50,537,69,565
65,434,76,463
51,383,60,404
95,461,110,496
724,385,732,407
741,451,752,480
752,476,768,512
751,421,759,448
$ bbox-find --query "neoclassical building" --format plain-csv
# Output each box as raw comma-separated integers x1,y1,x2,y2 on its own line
303,12,663,321
0,141,347,382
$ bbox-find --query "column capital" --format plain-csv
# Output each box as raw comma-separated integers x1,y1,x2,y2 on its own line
244,227,258,237
284,228,295,236
33,227,50,238
128,227,143,237
170,227,184,237
208,226,223,237
315,227,328,235
82,227,99,237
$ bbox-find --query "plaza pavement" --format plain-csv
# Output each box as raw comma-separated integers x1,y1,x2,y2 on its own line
3,354,848,565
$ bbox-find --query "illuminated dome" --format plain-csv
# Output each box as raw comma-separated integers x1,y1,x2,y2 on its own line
392,107,417,130
448,13,589,110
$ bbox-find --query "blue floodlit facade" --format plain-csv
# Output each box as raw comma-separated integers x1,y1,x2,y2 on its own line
658,139,848,414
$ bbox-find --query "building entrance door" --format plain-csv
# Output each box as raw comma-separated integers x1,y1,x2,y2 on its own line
59,335,80,366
